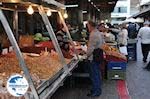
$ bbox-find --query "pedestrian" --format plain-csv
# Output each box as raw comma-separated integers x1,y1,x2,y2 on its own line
118,23,128,58
86,20,104,97
118,23,128,46
137,21,150,63
127,22,137,39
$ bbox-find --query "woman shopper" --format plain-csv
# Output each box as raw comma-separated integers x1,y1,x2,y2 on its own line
118,23,128,58
86,20,104,97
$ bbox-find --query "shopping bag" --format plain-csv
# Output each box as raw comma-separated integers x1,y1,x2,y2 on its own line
119,46,128,55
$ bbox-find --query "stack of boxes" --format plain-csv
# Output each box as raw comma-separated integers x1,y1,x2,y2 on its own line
127,39,137,61
127,43,137,61
107,61,127,80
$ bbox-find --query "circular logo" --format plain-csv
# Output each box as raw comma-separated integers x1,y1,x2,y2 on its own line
6,74,29,97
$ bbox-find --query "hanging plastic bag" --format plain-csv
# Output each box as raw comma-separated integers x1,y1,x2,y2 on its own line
119,46,128,55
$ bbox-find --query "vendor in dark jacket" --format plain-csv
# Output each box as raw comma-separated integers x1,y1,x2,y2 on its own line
86,20,104,97
56,24,74,59
56,24,70,52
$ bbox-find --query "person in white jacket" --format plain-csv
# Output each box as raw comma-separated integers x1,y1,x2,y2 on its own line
118,23,128,46
137,21,150,62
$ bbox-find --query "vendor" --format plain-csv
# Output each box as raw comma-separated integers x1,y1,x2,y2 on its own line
55,24,73,59
86,20,104,97
103,28,115,43
56,24,70,51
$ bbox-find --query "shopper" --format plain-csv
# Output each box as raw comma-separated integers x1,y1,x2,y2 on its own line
86,20,104,97
118,23,128,46
118,23,128,57
137,21,150,63
127,22,137,39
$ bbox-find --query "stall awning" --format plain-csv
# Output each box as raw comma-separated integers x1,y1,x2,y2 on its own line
131,7,150,18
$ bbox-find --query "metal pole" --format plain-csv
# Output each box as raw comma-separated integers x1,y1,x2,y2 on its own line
58,11,79,59
13,10,19,42
0,7,15,11
38,6,69,73
0,9,39,99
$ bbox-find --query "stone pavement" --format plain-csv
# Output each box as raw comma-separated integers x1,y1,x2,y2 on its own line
126,41,150,99
52,41,150,99
51,79,118,99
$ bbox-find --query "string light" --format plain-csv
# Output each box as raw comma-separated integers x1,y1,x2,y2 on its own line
47,9,52,16
27,5,34,15
105,19,108,23
63,11,68,19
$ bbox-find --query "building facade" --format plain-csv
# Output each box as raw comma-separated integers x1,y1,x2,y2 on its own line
111,0,140,24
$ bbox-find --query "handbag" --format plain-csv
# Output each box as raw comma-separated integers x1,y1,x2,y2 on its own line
93,48,104,62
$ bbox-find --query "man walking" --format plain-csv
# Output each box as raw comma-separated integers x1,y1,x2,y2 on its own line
137,21,150,62
86,21,104,97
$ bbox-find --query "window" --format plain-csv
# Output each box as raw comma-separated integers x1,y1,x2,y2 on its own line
113,7,127,13
119,7,127,13
113,7,118,13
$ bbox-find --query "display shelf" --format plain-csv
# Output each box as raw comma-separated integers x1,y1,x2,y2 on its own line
37,69,63,95
35,59,79,98
0,0,79,99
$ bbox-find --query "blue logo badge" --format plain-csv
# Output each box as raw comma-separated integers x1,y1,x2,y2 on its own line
6,74,29,97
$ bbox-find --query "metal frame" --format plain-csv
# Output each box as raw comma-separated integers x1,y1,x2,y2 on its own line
0,9,39,99
43,0,66,9
38,5,69,73
13,10,19,41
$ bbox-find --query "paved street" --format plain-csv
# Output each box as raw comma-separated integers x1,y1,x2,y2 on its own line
126,41,150,99
52,41,150,99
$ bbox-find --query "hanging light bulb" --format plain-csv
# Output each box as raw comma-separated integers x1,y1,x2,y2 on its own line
105,19,108,23
47,9,52,16
63,11,68,19
27,5,34,15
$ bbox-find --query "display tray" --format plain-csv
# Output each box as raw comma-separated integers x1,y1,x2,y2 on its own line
37,68,63,97
0,51,72,98
37,58,78,90
34,58,79,98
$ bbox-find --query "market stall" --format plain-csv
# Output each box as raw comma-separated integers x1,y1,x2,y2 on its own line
0,0,79,99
